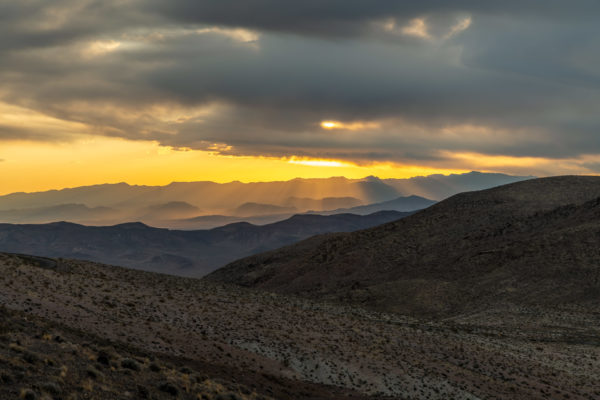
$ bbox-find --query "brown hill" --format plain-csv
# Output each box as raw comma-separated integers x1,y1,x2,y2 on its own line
3,253,599,399
207,176,600,317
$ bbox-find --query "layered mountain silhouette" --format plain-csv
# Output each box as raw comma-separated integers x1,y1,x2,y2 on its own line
0,172,531,227
315,195,436,216
0,211,409,277
2,176,599,400
234,202,298,217
382,171,536,200
0,203,120,224
208,176,600,317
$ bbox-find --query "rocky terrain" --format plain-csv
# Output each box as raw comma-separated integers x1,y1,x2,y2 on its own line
0,211,408,277
209,176,600,317
1,252,599,399
0,306,278,400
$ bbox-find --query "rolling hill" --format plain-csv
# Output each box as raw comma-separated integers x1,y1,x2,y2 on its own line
208,176,600,317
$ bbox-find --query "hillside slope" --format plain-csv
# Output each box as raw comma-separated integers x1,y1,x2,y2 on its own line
208,176,600,317
2,253,599,399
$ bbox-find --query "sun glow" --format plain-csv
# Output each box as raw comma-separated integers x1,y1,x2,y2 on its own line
321,121,339,129
320,120,380,131
288,158,347,167
0,135,469,195
83,40,121,58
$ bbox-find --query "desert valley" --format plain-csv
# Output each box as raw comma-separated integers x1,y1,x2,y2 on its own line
1,176,599,399
2,1,600,399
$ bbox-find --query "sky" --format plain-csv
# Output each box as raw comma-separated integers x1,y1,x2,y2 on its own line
1,1,600,194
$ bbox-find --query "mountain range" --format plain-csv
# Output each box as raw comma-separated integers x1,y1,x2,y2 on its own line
0,211,409,276
0,172,531,228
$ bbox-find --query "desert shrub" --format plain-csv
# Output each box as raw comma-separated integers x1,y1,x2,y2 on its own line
121,358,141,371
217,394,242,400
158,381,179,396
40,381,61,395
96,350,110,365
86,366,103,380
149,363,161,372
20,389,36,400
137,385,150,399
22,351,39,364
1,373,13,384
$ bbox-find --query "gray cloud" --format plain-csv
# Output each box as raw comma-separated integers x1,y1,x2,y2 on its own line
0,0,600,168
580,162,600,173
146,1,600,36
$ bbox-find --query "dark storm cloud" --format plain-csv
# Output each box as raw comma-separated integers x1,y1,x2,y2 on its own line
1,0,600,167
146,1,600,36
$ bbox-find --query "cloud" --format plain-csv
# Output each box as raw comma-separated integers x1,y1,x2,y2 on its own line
144,1,600,37
0,1,600,171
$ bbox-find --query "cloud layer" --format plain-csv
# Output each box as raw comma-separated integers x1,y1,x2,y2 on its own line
1,0,600,173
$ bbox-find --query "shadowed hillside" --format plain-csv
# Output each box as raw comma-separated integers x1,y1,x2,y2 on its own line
208,176,600,317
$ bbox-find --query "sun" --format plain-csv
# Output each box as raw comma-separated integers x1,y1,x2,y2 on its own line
320,121,340,130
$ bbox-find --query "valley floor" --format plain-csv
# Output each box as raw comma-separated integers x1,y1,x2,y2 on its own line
1,253,599,399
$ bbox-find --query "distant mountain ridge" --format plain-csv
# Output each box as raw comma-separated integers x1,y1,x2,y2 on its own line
0,203,120,224
0,172,532,227
382,171,536,200
0,210,409,277
234,202,297,217
315,195,436,215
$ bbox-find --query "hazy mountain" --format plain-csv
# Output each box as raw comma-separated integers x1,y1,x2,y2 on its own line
0,211,408,277
234,202,297,217
162,214,300,230
208,176,600,317
165,196,432,229
283,196,361,211
0,178,388,211
0,172,533,226
383,171,535,200
0,203,121,224
316,195,436,215
140,201,200,219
